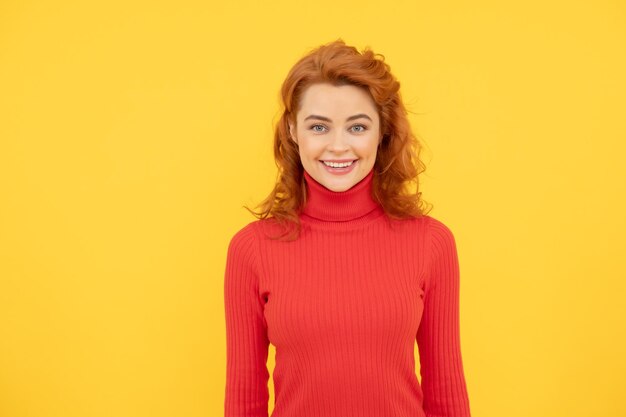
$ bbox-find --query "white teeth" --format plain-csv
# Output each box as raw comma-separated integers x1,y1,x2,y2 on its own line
322,160,355,168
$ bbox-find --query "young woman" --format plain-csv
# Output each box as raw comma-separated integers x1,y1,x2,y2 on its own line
224,39,472,417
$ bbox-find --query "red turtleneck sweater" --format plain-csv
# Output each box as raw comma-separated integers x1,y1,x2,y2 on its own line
224,168,471,417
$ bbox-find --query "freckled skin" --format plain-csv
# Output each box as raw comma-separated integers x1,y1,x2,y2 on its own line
288,83,382,192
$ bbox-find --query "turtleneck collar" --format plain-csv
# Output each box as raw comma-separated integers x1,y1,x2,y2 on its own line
301,168,383,222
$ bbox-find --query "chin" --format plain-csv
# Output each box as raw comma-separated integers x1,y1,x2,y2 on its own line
321,175,359,192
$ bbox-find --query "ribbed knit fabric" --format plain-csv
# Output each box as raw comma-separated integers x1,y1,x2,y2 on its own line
224,168,471,417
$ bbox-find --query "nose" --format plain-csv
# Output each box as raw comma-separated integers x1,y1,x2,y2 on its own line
327,129,350,153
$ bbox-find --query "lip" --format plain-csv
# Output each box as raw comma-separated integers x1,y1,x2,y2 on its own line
319,159,358,175
320,159,357,163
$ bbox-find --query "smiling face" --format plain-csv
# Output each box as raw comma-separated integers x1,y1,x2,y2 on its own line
288,82,382,192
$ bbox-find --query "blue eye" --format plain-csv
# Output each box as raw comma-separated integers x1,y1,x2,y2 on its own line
309,124,367,133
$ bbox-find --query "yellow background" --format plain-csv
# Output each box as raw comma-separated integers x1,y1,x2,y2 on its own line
1,1,625,416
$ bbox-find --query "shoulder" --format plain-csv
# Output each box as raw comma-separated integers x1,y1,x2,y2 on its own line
228,220,258,243
412,215,458,263
422,215,456,242
421,215,458,266
401,214,455,240
419,216,460,291
226,220,263,261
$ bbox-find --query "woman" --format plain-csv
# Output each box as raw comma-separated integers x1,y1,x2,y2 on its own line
224,39,471,417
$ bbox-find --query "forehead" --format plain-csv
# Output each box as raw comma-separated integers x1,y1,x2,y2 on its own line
297,83,378,119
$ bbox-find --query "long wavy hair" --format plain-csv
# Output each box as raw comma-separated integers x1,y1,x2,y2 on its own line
245,39,432,241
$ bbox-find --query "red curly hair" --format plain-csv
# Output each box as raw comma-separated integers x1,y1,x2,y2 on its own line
245,38,432,241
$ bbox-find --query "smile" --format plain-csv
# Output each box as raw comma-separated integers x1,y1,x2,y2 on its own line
321,160,356,168
319,159,358,175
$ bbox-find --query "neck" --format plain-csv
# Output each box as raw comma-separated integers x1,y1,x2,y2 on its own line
301,169,382,222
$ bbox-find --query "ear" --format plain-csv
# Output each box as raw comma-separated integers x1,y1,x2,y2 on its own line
288,121,297,144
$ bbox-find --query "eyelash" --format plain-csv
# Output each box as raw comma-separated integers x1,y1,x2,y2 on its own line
309,124,368,133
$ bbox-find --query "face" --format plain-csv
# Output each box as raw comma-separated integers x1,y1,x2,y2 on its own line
288,82,381,192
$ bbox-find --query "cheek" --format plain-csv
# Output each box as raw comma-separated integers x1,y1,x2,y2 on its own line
354,140,379,158
297,141,323,159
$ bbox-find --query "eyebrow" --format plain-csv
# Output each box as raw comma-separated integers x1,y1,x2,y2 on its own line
303,113,373,123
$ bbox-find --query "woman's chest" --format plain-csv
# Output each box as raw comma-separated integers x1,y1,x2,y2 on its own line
258,235,427,349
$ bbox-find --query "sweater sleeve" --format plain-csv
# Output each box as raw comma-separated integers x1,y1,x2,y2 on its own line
416,217,471,417
224,223,270,417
